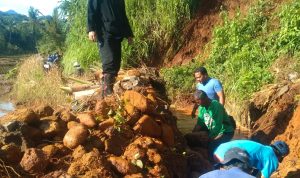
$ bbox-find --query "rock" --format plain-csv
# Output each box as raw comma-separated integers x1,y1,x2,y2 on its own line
34,105,54,118
104,127,132,156
124,103,141,126
99,118,114,131
77,113,97,128
108,156,138,175
0,144,22,163
123,91,154,112
42,170,71,178
40,115,59,121
95,100,110,119
105,134,129,156
72,145,86,160
67,121,81,129
39,120,62,137
124,173,144,178
132,137,165,152
67,149,113,177
133,115,162,138
20,148,49,174
148,164,170,178
123,144,147,162
60,110,76,122
63,125,88,149
0,122,41,151
42,145,58,158
161,124,175,147
147,149,161,164
0,109,39,125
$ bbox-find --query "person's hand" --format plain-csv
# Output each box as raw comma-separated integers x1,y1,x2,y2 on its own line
88,31,97,42
127,37,133,45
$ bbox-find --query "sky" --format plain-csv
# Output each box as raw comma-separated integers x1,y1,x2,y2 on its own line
0,0,60,16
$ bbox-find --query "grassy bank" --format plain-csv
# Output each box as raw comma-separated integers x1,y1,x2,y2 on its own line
13,55,68,106
162,0,300,104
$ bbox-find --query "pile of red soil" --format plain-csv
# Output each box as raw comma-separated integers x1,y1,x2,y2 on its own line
0,69,206,178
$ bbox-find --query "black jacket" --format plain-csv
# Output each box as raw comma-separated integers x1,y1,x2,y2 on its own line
87,0,133,38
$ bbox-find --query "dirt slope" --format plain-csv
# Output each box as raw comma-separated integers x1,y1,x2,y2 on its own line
274,106,300,178
167,0,250,66
247,79,300,177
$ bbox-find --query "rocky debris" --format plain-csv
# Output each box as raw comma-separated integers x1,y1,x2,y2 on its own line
42,144,59,158
34,105,54,118
123,90,155,113
60,110,76,122
0,143,22,164
0,69,197,177
249,81,300,144
133,115,162,138
77,112,97,128
41,170,71,178
108,156,139,175
67,149,114,177
0,108,39,125
20,148,49,174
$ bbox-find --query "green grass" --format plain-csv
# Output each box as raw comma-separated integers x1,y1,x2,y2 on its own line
13,55,69,106
162,0,300,103
61,0,198,73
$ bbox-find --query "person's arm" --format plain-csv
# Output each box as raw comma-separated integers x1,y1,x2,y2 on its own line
191,103,199,119
216,90,225,105
214,79,225,105
260,150,279,178
120,0,133,39
209,102,226,138
87,0,98,41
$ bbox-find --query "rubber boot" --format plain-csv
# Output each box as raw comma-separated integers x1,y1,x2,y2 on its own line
102,73,116,97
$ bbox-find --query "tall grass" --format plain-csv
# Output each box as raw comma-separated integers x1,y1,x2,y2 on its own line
162,0,300,103
61,0,198,73
13,55,68,106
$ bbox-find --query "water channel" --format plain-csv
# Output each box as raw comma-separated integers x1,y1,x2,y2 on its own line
171,107,250,139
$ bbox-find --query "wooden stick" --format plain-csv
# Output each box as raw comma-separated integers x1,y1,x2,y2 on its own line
65,76,94,85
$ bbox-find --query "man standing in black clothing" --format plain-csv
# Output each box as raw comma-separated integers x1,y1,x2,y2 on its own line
87,0,133,98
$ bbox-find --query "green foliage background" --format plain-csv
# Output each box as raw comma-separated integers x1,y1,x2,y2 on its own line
162,0,300,102
61,0,199,73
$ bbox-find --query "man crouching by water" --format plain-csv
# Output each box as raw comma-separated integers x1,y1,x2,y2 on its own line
185,90,235,158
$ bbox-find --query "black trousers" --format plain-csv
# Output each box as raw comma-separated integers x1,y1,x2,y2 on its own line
98,37,123,76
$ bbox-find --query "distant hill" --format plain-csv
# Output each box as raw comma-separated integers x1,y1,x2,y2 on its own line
5,10,18,15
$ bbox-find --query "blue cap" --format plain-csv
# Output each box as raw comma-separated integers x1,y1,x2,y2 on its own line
272,141,289,157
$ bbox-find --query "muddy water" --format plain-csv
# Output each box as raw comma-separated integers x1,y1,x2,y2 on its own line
0,56,22,117
171,107,250,139
0,102,14,117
